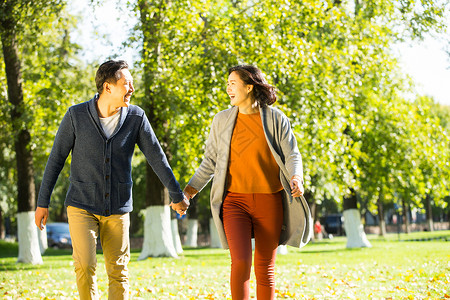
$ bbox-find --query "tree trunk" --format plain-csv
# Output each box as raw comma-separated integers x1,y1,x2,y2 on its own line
1,2,40,264
138,167,177,258
309,200,317,224
209,217,222,248
171,218,183,254
425,194,434,232
138,205,177,259
37,225,48,255
138,165,177,259
136,0,178,258
0,207,4,239
186,195,198,247
305,191,319,242
310,199,317,241
34,184,49,253
448,208,450,230
377,195,386,237
17,212,42,264
186,219,199,247
343,189,371,248
277,245,288,255
402,199,411,234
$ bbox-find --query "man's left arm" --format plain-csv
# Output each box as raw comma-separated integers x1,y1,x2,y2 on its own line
136,113,186,206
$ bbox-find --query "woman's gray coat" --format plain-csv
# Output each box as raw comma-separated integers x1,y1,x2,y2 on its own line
188,105,313,249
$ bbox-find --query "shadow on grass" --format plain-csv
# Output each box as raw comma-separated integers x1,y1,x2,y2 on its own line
128,247,229,261
0,255,73,272
2,231,448,272
182,252,230,259
0,240,20,258
0,242,85,272
299,247,359,254
44,248,73,256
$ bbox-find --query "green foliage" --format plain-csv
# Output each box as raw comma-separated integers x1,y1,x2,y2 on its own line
1,0,449,232
0,60,16,217
0,0,94,222
132,0,450,220
411,97,450,204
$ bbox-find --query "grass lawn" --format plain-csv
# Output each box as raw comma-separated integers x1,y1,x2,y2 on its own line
1,231,449,299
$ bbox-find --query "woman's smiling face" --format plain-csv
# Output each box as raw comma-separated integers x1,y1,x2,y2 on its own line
226,71,253,107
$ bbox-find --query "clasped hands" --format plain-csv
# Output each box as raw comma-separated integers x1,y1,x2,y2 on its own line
169,192,191,215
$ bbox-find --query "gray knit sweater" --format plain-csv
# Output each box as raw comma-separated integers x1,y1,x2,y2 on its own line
37,95,184,216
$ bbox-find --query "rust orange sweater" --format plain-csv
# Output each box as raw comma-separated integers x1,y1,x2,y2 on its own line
227,112,283,193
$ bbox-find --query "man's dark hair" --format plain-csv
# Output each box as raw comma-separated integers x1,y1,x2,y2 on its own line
95,60,129,94
228,65,277,107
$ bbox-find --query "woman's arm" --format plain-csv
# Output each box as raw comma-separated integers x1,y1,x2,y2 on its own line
277,113,304,196
279,114,303,179
185,114,221,197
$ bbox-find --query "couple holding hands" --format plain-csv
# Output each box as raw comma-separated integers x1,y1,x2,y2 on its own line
35,60,312,300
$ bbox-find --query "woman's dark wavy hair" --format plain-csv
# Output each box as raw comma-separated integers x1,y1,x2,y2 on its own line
228,65,277,107
95,60,129,95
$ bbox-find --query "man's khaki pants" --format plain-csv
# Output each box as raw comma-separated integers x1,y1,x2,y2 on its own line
67,206,130,300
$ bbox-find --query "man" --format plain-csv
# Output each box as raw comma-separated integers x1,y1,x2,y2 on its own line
35,60,189,300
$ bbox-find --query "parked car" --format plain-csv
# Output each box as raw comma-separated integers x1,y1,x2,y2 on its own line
321,214,345,236
46,222,72,249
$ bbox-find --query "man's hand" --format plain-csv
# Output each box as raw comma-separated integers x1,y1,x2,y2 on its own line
290,176,304,197
35,207,49,230
169,194,190,215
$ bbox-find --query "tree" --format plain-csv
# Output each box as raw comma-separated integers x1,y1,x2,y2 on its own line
122,0,449,246
137,0,180,258
339,0,449,237
134,0,243,256
410,96,450,231
0,61,16,238
185,195,199,247
1,0,89,262
1,0,49,264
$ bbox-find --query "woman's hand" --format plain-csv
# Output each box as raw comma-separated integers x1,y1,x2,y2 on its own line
290,175,304,197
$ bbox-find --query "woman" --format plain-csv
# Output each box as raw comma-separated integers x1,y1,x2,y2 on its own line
183,65,312,300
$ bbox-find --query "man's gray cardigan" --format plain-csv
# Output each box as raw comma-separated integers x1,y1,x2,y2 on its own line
37,95,184,216
188,105,313,249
